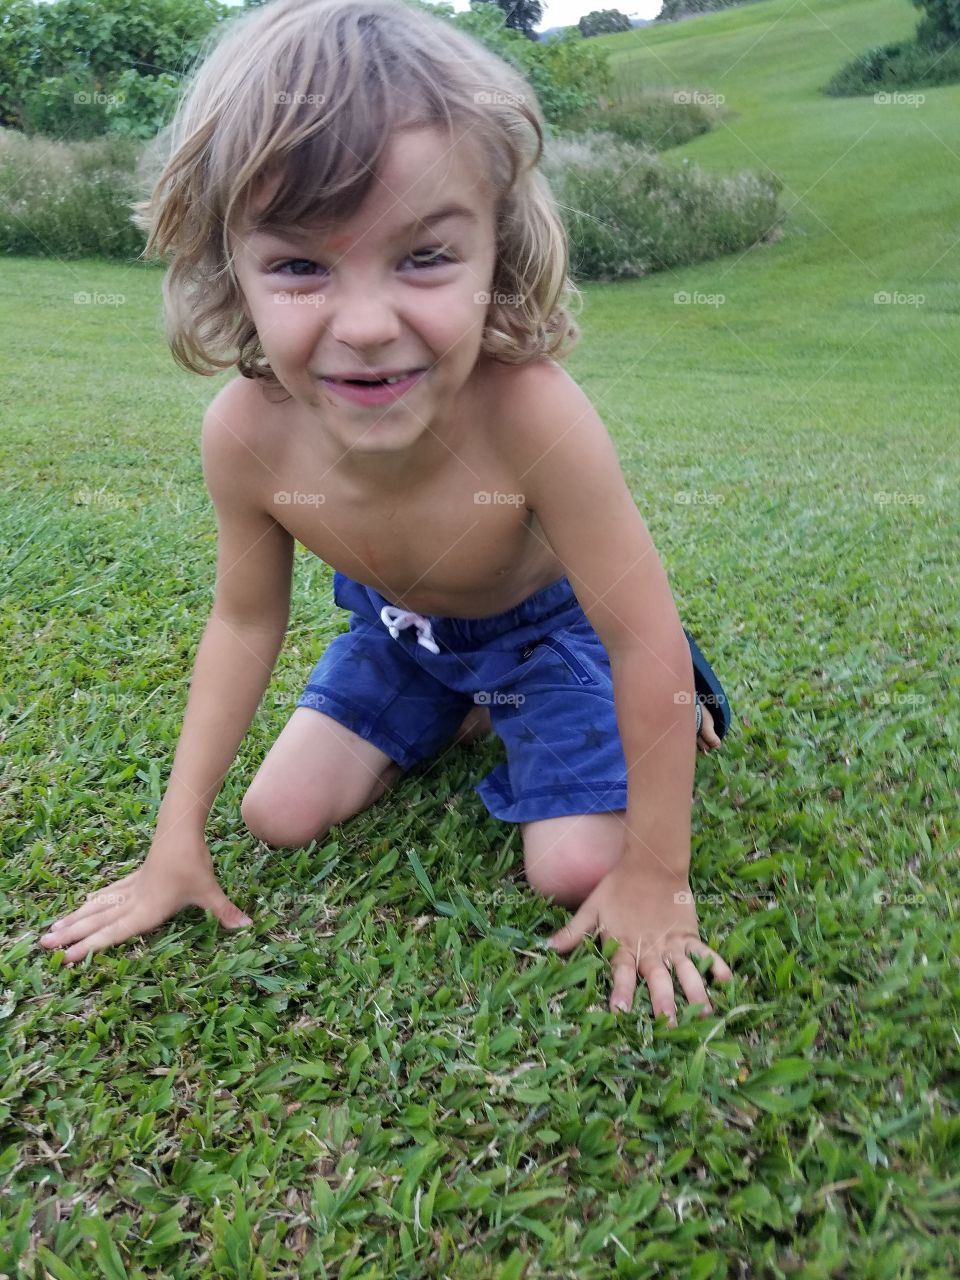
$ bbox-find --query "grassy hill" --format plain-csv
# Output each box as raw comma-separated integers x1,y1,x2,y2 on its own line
572,0,957,439
3,0,958,1274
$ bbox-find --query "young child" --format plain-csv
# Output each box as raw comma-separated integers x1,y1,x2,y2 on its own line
40,0,734,1022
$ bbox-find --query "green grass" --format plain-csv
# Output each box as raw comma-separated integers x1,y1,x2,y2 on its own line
3,0,959,1273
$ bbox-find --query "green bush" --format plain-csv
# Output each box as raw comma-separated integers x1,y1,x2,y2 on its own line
416,0,613,130
564,92,720,152
0,122,785,280
541,128,783,281
912,0,960,47
823,37,960,95
0,127,147,259
17,72,112,142
103,70,184,140
0,0,226,139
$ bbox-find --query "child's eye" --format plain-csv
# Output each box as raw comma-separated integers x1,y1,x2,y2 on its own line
271,249,453,277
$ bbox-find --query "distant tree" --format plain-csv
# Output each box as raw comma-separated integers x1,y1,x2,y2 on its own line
911,0,960,46
579,9,632,36
473,0,545,42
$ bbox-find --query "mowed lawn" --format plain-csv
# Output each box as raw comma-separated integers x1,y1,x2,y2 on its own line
2,0,958,1273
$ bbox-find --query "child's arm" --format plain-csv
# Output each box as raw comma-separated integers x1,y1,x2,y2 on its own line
502,362,734,1023
39,383,294,965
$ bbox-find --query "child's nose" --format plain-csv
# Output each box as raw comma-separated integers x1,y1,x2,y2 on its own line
329,297,402,350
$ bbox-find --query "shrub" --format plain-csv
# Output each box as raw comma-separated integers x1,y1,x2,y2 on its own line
420,0,613,130
564,92,720,152
0,127,147,259
912,0,960,47
657,0,765,20
0,121,785,281
541,128,783,281
823,38,960,95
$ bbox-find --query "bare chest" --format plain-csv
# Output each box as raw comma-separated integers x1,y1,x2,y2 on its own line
262,406,561,617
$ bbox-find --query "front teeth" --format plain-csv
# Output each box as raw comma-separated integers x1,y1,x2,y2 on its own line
383,372,414,385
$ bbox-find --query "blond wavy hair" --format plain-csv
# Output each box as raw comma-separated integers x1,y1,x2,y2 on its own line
130,0,582,394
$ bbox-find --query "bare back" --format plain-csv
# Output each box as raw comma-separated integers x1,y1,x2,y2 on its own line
228,357,564,618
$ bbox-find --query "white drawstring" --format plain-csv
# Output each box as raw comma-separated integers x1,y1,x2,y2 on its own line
379,604,441,654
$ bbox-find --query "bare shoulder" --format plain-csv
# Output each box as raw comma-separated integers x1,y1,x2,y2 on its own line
488,357,612,474
200,375,282,507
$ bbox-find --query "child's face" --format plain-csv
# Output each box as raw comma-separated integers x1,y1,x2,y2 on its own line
231,125,498,457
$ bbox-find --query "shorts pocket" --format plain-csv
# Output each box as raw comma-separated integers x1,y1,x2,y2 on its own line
533,634,598,686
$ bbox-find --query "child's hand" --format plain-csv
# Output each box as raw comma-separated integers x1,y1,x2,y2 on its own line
545,862,733,1023
38,835,252,966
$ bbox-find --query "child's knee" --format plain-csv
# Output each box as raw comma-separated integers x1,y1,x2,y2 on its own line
240,787,333,850
522,812,626,908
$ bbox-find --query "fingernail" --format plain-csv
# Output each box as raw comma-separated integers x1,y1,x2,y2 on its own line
238,916,253,926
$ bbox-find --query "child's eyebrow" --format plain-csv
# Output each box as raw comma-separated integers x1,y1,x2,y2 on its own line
248,204,477,244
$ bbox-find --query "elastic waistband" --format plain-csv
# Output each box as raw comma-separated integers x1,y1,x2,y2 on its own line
333,571,583,648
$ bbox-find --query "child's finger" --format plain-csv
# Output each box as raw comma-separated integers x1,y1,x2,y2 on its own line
40,904,117,948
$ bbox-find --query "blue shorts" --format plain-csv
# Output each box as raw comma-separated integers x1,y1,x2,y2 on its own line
296,572,667,824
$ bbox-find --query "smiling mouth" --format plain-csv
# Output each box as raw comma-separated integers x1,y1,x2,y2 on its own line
324,369,426,386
